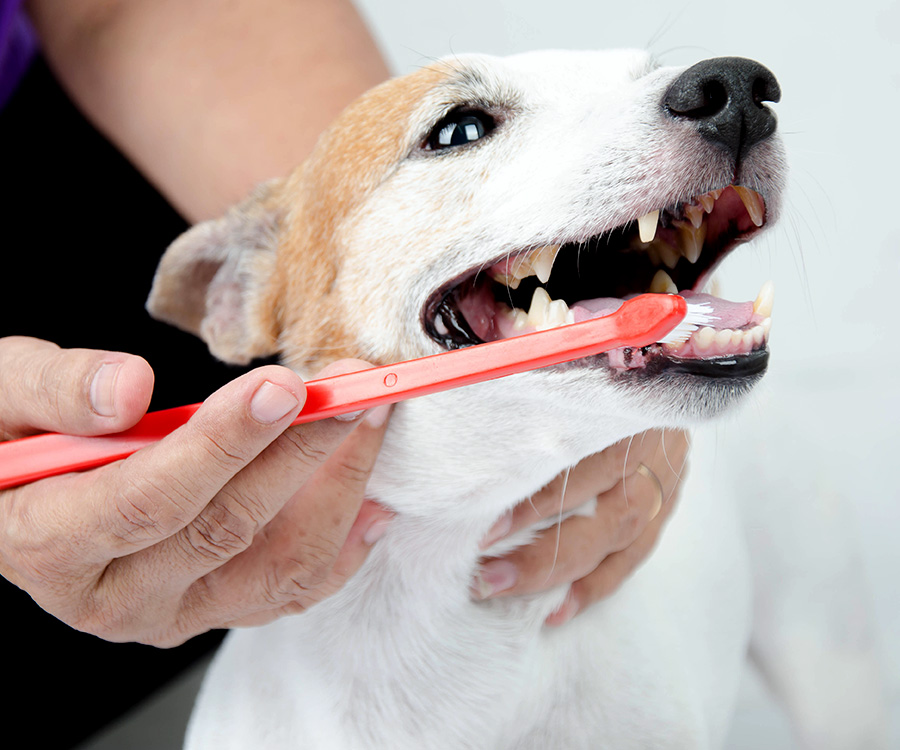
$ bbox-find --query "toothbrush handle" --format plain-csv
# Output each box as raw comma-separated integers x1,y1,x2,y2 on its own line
0,294,685,489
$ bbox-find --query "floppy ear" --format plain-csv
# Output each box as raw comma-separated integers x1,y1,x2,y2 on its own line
146,180,285,365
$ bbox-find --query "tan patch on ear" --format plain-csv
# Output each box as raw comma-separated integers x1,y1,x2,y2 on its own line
269,65,453,374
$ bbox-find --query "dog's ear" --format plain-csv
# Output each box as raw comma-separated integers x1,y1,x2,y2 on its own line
146,180,285,365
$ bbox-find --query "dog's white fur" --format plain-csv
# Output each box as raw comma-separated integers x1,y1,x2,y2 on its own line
148,50,886,749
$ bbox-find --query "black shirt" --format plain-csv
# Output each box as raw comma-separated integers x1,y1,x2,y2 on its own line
0,57,258,748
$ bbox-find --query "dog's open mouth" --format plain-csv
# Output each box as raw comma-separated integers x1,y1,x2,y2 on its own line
424,185,773,376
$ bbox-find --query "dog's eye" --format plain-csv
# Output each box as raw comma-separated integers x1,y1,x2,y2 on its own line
426,109,495,151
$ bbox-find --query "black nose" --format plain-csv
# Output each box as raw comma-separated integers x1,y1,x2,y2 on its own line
663,57,781,164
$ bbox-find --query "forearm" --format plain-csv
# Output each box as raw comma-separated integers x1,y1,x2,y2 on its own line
25,0,389,222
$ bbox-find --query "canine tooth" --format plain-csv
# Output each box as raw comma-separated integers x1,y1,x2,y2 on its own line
676,221,706,264
657,241,680,270
684,204,705,229
753,280,775,317
734,186,765,227
698,193,716,213
694,326,716,351
531,245,561,284
637,210,660,243
526,287,552,327
650,269,678,294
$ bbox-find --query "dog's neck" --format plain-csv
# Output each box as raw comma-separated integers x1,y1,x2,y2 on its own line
367,371,646,520
281,374,650,745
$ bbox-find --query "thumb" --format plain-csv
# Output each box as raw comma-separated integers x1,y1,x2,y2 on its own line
0,336,154,441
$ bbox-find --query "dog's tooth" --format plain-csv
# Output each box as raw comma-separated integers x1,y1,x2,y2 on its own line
656,241,680,270
684,204,705,229
510,258,534,281
526,286,552,327
715,329,734,349
734,186,765,227
435,315,449,336
676,221,706,264
531,245,561,285
512,308,530,330
637,210,660,243
743,329,756,349
649,269,678,294
694,326,716,351
545,298,572,329
698,193,716,213
752,325,765,346
491,272,522,290
753,280,775,317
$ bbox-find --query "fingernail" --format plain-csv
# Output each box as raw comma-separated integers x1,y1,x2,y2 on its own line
90,362,121,417
364,403,391,429
250,381,299,424
472,559,518,599
333,409,366,422
363,514,393,545
545,587,580,627
479,510,513,550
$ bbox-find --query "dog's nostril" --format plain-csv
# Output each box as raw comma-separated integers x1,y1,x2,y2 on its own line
664,57,781,165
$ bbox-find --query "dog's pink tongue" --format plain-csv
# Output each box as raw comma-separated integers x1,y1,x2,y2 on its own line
571,292,753,330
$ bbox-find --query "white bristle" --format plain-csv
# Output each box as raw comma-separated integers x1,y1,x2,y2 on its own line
656,302,715,345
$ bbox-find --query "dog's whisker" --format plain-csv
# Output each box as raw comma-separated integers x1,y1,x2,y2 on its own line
543,466,571,587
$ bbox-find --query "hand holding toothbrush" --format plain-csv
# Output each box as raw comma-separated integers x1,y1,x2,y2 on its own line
0,336,394,646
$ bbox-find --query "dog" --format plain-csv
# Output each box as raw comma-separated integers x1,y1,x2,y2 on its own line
147,49,885,749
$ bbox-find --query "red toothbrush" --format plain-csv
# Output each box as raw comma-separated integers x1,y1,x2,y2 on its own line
0,294,710,490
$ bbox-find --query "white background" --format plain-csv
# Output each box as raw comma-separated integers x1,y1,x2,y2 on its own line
353,0,900,745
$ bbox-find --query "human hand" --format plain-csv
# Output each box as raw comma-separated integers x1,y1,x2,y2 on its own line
472,429,689,625
0,336,392,646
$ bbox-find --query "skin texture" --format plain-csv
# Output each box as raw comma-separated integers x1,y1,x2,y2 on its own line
0,0,688,644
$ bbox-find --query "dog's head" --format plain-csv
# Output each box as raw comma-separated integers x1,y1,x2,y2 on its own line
149,49,784,433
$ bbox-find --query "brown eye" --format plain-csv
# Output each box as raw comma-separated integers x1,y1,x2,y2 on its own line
426,109,495,150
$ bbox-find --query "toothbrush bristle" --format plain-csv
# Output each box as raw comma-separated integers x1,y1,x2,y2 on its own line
656,302,715,345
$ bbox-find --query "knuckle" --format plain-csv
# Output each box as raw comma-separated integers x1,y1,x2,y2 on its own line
111,473,196,545
195,430,252,473
261,541,340,605
186,501,260,563
613,504,646,547
327,455,374,491
279,427,332,466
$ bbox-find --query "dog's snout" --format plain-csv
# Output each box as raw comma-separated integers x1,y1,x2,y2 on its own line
664,57,781,164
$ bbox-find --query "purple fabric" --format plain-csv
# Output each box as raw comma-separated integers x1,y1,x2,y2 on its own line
0,0,37,110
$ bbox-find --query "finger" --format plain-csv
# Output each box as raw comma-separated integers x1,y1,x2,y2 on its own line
0,336,154,440
8,364,313,571
171,410,392,635
103,362,388,590
479,438,648,549
474,466,665,599
546,484,681,626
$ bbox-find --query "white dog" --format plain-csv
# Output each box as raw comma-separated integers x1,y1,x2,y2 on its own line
148,50,884,749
